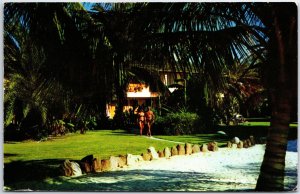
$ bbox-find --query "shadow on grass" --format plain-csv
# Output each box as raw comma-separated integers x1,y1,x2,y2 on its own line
4,153,19,157
111,129,136,136
163,134,229,145
4,159,65,185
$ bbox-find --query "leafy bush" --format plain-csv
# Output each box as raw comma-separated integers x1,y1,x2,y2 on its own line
153,112,205,135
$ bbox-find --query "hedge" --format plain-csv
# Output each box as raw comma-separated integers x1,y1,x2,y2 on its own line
153,112,205,135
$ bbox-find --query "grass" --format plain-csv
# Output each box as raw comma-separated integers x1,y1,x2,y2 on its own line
4,122,297,188
155,134,228,147
155,121,298,146
4,130,178,163
4,129,180,186
240,121,298,127
5,122,296,163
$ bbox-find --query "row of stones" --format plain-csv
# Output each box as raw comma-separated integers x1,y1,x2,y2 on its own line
227,135,256,149
61,141,219,177
61,136,257,177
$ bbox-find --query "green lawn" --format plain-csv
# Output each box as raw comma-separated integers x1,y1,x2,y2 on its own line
155,121,297,146
240,121,298,127
4,129,231,188
155,134,228,147
5,122,297,164
4,130,178,163
4,122,297,187
4,130,182,186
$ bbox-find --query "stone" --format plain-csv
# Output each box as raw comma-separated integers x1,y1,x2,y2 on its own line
70,161,82,176
177,144,185,155
231,137,240,144
247,139,252,147
185,143,192,155
171,146,178,156
101,159,111,172
118,155,127,168
192,144,200,154
141,152,152,161
164,147,171,158
80,155,94,173
200,144,208,152
127,154,136,166
249,135,256,145
231,143,237,149
237,141,243,148
137,155,143,161
61,160,72,176
227,141,232,148
109,156,120,170
81,161,92,173
217,131,227,136
243,140,249,148
62,160,82,177
148,147,159,160
208,141,218,151
81,154,94,163
127,154,143,166
158,150,165,158
92,158,102,172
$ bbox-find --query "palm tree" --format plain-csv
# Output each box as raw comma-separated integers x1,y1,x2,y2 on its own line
138,3,297,191
4,3,115,134
4,24,72,138
4,3,297,189
90,2,260,106
100,2,296,190
250,3,297,191
217,59,265,124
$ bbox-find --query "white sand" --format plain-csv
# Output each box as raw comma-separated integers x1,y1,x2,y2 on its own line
51,144,297,192
113,145,297,191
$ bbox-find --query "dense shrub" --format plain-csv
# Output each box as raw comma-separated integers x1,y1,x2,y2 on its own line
153,112,205,135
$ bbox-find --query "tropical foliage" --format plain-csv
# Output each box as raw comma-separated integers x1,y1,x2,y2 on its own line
4,2,297,191
154,111,204,135
4,3,113,138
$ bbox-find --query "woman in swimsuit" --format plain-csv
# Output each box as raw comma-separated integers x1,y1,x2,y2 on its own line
135,106,145,136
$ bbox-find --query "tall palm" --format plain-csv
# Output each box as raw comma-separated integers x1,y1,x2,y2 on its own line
5,3,107,101
4,3,110,136
4,3,297,189
250,3,297,191
218,59,264,123
4,25,72,138
102,2,296,190
139,3,297,191
90,3,261,106
4,3,114,129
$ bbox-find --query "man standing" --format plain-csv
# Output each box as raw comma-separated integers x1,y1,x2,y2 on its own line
145,107,155,137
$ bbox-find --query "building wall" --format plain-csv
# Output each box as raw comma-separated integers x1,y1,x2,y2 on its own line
159,71,185,86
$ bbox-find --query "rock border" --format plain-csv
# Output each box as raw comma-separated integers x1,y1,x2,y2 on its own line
61,135,257,177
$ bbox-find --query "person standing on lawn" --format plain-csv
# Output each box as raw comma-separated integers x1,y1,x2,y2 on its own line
145,107,155,137
134,106,145,136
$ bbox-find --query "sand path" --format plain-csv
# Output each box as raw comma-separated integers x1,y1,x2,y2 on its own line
49,143,297,192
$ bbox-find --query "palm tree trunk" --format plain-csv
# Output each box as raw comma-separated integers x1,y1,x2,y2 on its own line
255,89,291,191
255,3,297,191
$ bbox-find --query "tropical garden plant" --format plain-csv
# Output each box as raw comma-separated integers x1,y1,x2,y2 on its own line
3,2,297,191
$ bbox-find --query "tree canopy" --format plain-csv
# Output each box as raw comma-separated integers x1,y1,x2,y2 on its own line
3,2,297,191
